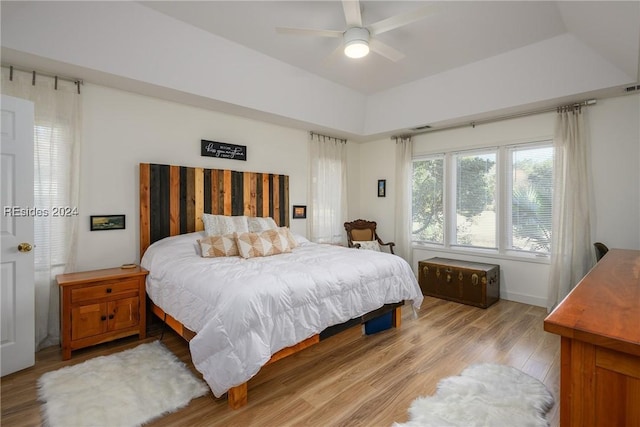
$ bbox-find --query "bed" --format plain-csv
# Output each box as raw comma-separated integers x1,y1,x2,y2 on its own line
139,163,423,409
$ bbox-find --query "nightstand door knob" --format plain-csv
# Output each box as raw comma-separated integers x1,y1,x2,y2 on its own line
17,242,33,252
106,288,112,293
100,315,107,321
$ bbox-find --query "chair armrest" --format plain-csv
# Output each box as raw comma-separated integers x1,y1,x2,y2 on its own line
378,241,395,254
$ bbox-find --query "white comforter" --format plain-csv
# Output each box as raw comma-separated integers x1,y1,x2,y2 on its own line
141,232,423,397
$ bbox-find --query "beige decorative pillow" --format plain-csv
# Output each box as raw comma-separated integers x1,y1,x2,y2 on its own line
248,216,278,232
278,227,298,249
202,214,249,236
235,229,292,258
198,234,239,257
353,240,381,251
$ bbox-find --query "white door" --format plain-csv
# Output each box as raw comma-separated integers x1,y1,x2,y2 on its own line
1,94,35,376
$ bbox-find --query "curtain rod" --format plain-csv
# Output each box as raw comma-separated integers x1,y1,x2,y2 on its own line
392,135,413,142
309,131,347,144
391,98,597,139
1,64,84,93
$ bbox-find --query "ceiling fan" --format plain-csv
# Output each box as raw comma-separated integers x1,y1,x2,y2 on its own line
276,0,436,62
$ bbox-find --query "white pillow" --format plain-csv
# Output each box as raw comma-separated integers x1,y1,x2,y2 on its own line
248,216,278,232
293,233,310,245
202,214,249,236
353,240,381,251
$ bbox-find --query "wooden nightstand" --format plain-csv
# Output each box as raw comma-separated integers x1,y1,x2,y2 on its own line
57,266,149,360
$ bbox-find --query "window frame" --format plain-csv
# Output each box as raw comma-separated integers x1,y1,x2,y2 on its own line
450,147,498,251
411,139,553,262
503,141,554,256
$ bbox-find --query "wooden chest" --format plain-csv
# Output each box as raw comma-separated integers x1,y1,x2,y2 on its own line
418,257,500,308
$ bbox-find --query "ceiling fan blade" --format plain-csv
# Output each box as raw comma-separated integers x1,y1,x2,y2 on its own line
276,27,343,38
370,39,405,62
342,0,362,28
368,5,437,35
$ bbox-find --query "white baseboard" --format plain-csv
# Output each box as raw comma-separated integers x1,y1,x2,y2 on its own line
500,291,547,308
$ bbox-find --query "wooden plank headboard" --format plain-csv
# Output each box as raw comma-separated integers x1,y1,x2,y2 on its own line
140,163,289,256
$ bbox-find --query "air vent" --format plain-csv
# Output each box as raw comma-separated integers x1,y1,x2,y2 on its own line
411,125,432,131
625,85,639,92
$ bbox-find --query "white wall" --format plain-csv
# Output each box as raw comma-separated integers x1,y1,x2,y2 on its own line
74,85,639,304
589,94,640,247
353,93,640,307
347,139,398,242
76,84,312,270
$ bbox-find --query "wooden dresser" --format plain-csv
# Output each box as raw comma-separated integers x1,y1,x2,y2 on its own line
544,249,640,426
57,266,148,360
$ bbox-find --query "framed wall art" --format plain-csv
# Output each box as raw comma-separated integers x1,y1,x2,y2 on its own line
90,215,126,231
378,179,386,197
292,205,307,219
201,139,247,161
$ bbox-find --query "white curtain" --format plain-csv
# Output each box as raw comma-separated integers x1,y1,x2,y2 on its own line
308,133,348,244
547,106,594,311
1,68,82,350
394,136,413,261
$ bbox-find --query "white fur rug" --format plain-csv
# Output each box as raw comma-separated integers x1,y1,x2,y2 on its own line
38,341,208,427
394,364,554,427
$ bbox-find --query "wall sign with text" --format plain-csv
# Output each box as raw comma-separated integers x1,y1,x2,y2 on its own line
201,140,247,161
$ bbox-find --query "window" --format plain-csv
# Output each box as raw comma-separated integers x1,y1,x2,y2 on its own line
453,150,496,249
308,136,347,244
34,125,74,268
412,155,444,244
412,141,553,256
2,67,81,350
507,144,553,253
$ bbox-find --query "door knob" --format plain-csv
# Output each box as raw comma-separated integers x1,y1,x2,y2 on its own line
17,243,33,252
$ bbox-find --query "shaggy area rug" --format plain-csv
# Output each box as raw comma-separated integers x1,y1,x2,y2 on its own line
394,363,554,427
38,341,209,427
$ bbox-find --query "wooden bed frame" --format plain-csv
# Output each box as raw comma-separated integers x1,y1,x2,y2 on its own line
139,162,403,409
139,163,290,256
148,299,402,409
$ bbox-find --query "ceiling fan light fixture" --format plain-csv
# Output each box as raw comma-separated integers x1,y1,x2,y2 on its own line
343,27,370,59
344,40,369,58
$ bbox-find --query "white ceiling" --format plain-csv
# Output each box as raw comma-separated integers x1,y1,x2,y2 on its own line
1,1,639,140
140,1,638,95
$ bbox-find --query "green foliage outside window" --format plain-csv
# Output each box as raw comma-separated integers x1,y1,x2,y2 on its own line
412,143,553,254
412,158,444,243
456,156,496,218
511,155,553,252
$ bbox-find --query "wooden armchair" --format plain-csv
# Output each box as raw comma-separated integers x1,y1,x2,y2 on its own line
344,219,395,254
594,242,609,262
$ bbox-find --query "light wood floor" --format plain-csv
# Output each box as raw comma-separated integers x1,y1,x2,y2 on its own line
1,297,560,426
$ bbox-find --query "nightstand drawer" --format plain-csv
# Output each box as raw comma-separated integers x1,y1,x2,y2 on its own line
70,279,139,303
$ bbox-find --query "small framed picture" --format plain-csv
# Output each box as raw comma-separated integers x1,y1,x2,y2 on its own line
378,179,386,197
90,215,126,231
292,205,307,219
